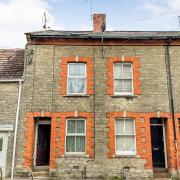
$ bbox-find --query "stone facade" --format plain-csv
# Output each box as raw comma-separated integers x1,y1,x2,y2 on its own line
0,49,24,178
0,82,19,177
13,41,180,179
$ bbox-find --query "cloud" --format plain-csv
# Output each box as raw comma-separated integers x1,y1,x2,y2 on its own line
167,0,180,11
143,2,168,15
140,0,180,15
132,0,180,30
0,0,64,48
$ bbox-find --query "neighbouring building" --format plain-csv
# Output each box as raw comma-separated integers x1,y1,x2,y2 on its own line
0,49,24,177
10,14,180,179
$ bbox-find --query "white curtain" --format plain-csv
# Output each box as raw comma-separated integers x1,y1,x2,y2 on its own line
68,63,86,94
66,119,85,152
114,63,122,79
115,119,135,152
66,136,75,152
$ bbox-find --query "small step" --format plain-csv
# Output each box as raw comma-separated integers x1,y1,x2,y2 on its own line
34,177,49,180
33,166,49,171
154,179,171,180
32,167,49,180
33,171,49,177
153,168,170,178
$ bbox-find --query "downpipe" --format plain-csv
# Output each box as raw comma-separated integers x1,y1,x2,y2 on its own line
11,80,23,179
165,41,180,178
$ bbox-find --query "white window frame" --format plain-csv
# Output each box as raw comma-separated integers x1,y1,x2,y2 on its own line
113,62,134,96
67,63,87,95
65,118,86,155
115,118,136,155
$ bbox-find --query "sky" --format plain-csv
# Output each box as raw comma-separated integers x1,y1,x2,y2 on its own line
0,0,180,48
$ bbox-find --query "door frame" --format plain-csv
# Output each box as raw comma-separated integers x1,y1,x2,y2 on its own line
150,118,168,168
33,121,51,167
0,133,8,177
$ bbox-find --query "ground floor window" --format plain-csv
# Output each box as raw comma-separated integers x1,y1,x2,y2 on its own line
115,118,136,155
66,119,86,153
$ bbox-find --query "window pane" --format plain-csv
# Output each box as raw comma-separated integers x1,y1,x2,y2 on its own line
123,72,132,79
76,120,85,133
67,120,76,133
69,64,77,76
123,64,132,79
123,64,131,71
114,80,123,93
115,120,124,134
77,78,85,93
125,136,135,151
66,136,75,152
68,78,76,93
116,136,125,151
0,138,3,152
76,136,85,152
77,64,85,76
123,80,132,92
125,119,134,134
114,63,122,79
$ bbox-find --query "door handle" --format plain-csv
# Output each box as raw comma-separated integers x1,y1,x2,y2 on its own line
153,147,159,150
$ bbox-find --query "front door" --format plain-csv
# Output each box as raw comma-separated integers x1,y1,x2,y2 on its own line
36,124,51,166
0,133,8,177
150,118,165,168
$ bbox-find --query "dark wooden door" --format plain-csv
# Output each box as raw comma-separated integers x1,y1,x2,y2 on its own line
36,125,51,166
150,125,165,168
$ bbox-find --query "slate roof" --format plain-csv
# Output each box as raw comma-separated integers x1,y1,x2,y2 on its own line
26,30,180,40
0,49,24,80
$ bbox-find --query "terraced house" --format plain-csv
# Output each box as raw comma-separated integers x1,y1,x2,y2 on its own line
0,49,24,178
3,14,180,179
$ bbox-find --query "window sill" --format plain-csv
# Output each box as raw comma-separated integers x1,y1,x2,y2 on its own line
111,95,137,99
62,154,88,158
114,155,140,158
64,94,89,98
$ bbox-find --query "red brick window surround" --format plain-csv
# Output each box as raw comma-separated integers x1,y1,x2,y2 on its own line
60,57,94,96
51,112,94,168
107,112,153,169
107,56,141,96
23,112,94,169
107,111,179,170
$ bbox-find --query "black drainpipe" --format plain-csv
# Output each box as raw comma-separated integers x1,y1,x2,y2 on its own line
165,38,177,140
165,38,179,175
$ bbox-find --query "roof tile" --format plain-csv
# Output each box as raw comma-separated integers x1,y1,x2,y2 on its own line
0,49,24,80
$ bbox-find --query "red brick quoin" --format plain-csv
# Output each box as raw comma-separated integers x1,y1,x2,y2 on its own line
107,111,179,170
106,56,141,95
23,112,94,169
60,56,94,95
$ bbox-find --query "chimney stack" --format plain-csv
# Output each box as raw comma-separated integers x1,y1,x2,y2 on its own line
93,14,106,33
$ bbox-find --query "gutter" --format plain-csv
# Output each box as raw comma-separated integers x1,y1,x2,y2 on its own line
30,34,180,40
11,80,23,179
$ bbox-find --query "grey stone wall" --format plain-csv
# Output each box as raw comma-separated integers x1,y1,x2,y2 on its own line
0,82,19,176
169,46,180,113
15,44,180,179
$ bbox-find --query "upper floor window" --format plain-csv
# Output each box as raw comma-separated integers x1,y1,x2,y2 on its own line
67,63,86,95
114,63,133,95
66,119,86,154
115,118,136,155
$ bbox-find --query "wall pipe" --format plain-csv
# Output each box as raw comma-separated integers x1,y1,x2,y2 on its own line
11,80,23,179
93,47,96,159
165,39,179,177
